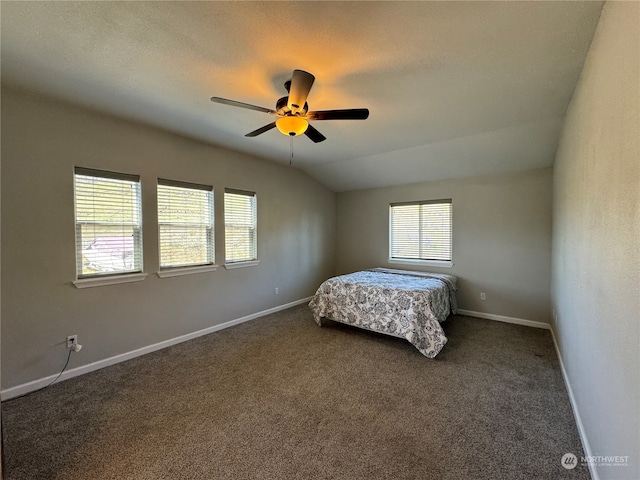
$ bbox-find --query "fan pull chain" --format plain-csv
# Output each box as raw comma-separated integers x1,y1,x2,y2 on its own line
290,135,294,166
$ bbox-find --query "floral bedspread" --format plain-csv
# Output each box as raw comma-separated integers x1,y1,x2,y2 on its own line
308,269,457,358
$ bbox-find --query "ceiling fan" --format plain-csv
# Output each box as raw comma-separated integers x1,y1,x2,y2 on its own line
210,69,369,143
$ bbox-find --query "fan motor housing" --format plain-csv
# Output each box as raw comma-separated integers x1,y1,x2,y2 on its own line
276,96,308,115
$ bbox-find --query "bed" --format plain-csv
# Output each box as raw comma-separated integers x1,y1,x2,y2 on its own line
308,268,457,358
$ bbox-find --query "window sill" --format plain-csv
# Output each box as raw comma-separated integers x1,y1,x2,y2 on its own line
157,264,219,278
224,260,260,270
388,258,454,269
73,272,148,289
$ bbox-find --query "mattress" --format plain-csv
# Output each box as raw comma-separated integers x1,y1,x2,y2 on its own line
308,268,457,358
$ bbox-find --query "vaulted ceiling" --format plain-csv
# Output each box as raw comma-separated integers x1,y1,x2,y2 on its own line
1,1,603,191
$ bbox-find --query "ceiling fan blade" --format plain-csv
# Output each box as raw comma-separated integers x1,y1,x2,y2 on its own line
211,97,276,115
287,70,315,114
304,124,327,143
307,109,370,121
245,122,277,137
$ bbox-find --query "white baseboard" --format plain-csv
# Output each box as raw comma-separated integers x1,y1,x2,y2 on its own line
1,296,313,401
549,328,598,480
456,309,550,330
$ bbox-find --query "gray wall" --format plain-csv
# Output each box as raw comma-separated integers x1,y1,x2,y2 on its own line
336,168,552,323
1,87,336,390
551,2,639,479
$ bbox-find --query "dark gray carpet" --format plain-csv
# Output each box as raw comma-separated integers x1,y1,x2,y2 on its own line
2,304,589,479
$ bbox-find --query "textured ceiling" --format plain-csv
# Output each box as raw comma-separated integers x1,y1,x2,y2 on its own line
1,1,603,191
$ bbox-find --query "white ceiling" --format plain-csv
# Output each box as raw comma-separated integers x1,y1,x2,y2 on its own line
1,1,603,192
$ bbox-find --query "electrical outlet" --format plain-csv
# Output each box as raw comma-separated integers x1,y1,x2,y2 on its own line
480,292,486,301
66,335,78,349
275,287,279,295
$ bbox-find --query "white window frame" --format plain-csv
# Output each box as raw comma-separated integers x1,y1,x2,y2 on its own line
157,179,217,278
224,188,259,269
73,167,147,288
388,199,453,268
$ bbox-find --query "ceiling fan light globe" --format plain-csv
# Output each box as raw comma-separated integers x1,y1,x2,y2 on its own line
276,116,308,137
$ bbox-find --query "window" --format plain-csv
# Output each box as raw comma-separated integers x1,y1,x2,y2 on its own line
224,189,257,266
389,199,452,266
74,167,143,278
157,179,214,270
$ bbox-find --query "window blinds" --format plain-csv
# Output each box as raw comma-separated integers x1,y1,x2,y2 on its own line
224,189,257,263
390,199,452,261
157,179,214,269
74,167,143,277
